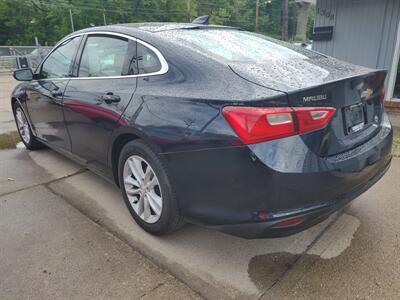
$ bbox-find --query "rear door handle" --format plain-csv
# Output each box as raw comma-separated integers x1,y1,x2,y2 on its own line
101,92,121,104
51,89,63,97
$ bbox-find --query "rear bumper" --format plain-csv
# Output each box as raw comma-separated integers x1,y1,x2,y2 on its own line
164,114,393,239
208,158,391,239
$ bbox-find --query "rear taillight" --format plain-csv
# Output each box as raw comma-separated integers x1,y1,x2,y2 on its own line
295,107,336,134
222,106,336,144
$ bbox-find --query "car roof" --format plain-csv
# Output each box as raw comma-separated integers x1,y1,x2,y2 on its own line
118,22,237,32
71,22,238,39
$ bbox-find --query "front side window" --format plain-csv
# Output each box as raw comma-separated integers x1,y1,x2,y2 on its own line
40,36,80,79
79,35,130,77
137,43,162,74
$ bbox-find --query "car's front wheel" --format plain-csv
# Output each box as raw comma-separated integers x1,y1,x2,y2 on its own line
118,140,183,235
13,102,43,150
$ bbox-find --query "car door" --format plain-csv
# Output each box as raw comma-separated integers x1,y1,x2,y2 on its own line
26,36,82,151
63,33,138,174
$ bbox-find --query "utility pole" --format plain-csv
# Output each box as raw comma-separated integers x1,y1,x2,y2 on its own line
281,0,289,39
103,9,107,25
255,0,259,33
187,0,191,22
265,0,272,33
69,8,75,32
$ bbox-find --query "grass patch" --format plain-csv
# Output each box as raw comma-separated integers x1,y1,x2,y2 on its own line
392,137,400,158
0,131,21,149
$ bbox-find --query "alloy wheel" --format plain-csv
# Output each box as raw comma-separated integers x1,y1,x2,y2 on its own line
123,155,163,224
15,107,31,144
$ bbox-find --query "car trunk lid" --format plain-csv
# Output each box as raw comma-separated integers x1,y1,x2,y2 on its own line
229,59,387,156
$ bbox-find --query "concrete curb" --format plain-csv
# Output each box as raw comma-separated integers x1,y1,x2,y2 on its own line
28,150,336,300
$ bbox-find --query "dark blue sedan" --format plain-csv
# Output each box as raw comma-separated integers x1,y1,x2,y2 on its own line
11,22,393,238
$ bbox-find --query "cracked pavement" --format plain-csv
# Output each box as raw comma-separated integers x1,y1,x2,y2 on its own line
0,148,202,300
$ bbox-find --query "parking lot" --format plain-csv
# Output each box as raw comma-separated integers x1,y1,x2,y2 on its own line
1,74,400,299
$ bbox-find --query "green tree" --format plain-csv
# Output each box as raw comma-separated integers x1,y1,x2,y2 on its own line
306,3,315,40
0,0,315,45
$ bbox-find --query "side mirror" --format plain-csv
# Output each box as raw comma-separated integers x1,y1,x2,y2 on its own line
13,68,34,81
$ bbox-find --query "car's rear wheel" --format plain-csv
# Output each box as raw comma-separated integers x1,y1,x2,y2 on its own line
13,102,43,150
118,140,182,235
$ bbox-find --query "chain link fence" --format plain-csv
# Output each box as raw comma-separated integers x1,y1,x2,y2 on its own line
0,46,52,74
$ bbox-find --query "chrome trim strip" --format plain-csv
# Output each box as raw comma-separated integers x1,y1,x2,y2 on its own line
35,30,169,81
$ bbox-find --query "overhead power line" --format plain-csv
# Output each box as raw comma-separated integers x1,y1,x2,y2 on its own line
26,0,299,17
23,0,301,36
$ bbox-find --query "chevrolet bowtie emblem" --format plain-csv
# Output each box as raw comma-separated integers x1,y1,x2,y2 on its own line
361,88,373,99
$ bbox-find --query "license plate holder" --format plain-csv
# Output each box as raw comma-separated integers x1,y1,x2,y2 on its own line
344,103,365,134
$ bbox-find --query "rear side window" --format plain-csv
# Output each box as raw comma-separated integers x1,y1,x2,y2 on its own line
79,35,130,77
137,43,161,74
40,36,80,79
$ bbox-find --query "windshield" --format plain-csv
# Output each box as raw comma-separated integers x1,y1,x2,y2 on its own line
162,29,308,62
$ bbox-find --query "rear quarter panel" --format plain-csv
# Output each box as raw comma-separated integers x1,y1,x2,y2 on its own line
116,41,288,154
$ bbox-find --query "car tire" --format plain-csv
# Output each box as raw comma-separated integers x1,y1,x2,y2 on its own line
13,102,43,150
118,139,183,235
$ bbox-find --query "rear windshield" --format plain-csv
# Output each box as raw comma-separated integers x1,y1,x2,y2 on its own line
162,29,309,62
